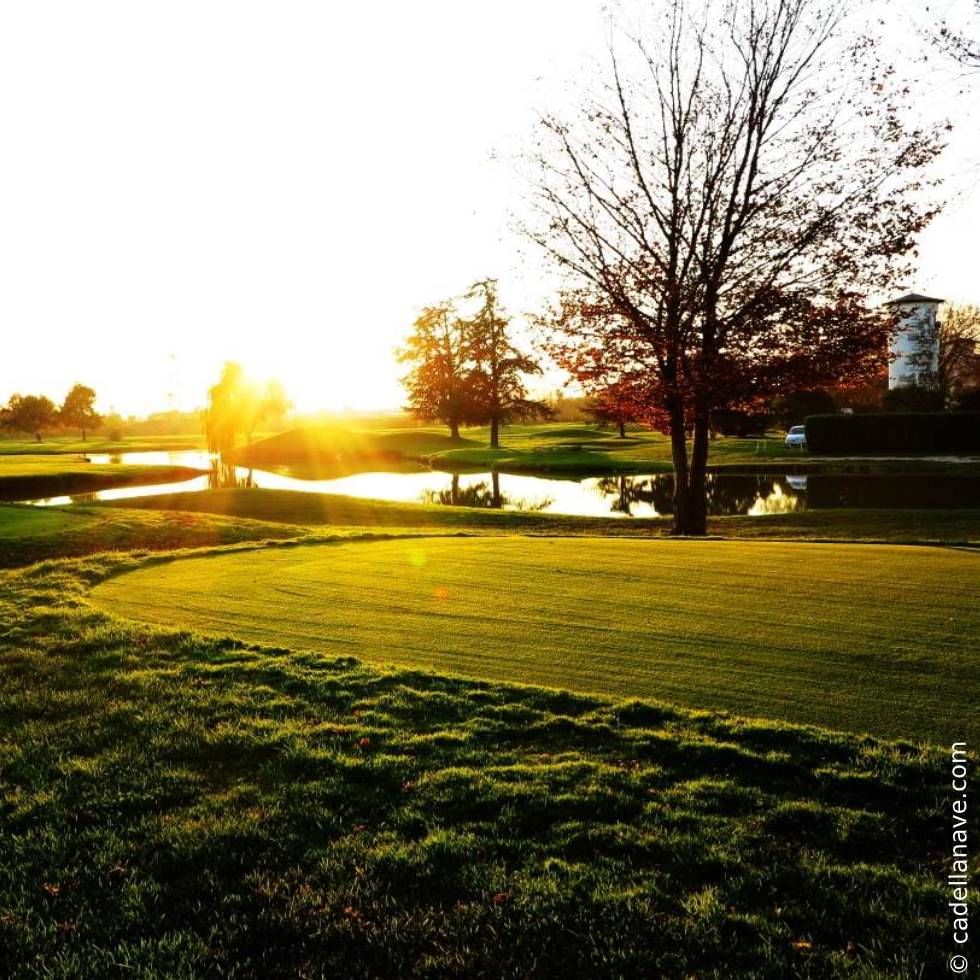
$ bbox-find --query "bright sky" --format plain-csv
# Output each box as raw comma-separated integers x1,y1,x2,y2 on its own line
1,0,977,416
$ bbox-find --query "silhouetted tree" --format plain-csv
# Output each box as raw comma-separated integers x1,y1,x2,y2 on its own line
260,380,292,437
709,409,769,438
398,303,477,439
59,384,102,441
205,363,290,455
466,279,552,448
956,387,980,411
771,390,836,430
882,385,945,412
0,394,58,442
938,305,980,405
526,0,943,534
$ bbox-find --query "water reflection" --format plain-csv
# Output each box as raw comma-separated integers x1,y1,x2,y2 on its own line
419,472,554,511
748,482,804,515
806,474,980,509
209,459,255,490
16,450,980,515
592,474,805,517
422,472,503,509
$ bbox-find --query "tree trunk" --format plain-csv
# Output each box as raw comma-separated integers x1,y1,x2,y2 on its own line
489,417,500,449
687,411,710,536
668,399,693,535
491,471,502,508
618,420,626,438
81,429,87,442
667,396,708,536
449,419,460,441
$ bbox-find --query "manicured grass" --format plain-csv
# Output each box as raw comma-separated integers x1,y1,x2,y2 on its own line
99,486,980,544
91,536,980,744
0,504,300,568
0,455,203,501
236,422,801,475
0,551,956,976
0,434,204,455
713,507,980,544
102,487,674,533
2,471,975,974
235,421,980,476
12,486,976,572
0,504,85,540
232,425,465,467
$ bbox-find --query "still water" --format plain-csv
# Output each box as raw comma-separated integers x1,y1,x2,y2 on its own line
20,451,980,516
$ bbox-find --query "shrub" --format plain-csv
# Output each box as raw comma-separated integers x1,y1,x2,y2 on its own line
955,388,980,412
805,412,980,455
770,388,835,428
881,386,944,413
710,409,769,437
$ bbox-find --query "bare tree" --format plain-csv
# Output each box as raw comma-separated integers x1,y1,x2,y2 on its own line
525,0,944,534
939,304,980,402
934,0,980,69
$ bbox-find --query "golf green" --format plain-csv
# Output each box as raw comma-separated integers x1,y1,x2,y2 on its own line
91,536,980,742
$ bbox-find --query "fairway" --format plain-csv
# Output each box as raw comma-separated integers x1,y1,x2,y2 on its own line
92,536,980,743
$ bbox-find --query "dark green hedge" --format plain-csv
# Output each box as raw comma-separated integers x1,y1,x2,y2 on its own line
805,412,980,455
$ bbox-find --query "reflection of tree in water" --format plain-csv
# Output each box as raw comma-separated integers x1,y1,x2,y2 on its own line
595,476,671,516
420,473,553,512
208,459,254,490
748,480,804,515
421,472,501,509
708,475,798,515
595,474,802,516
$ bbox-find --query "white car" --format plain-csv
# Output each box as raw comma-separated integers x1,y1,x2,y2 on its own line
784,425,807,449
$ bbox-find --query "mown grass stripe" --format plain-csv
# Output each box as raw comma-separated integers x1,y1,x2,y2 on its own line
90,536,980,744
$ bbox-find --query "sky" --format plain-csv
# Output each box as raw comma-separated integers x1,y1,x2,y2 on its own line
1,0,977,417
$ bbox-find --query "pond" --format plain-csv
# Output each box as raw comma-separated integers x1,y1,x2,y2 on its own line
17,450,980,516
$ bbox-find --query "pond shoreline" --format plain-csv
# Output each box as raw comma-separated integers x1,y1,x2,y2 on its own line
0,465,206,502
425,456,980,478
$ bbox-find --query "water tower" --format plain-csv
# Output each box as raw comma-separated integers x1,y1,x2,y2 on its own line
883,292,944,390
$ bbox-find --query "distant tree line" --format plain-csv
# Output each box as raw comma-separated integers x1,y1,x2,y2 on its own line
0,384,102,442
398,279,552,448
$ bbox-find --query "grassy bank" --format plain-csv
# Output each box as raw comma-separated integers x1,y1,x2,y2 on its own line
92,536,980,744
0,504,300,568
234,422,980,476
0,434,204,455
0,550,956,977
99,486,980,544
0,456,204,502
9,489,979,571
233,423,792,475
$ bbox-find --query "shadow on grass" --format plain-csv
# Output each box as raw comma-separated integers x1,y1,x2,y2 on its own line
0,550,955,977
